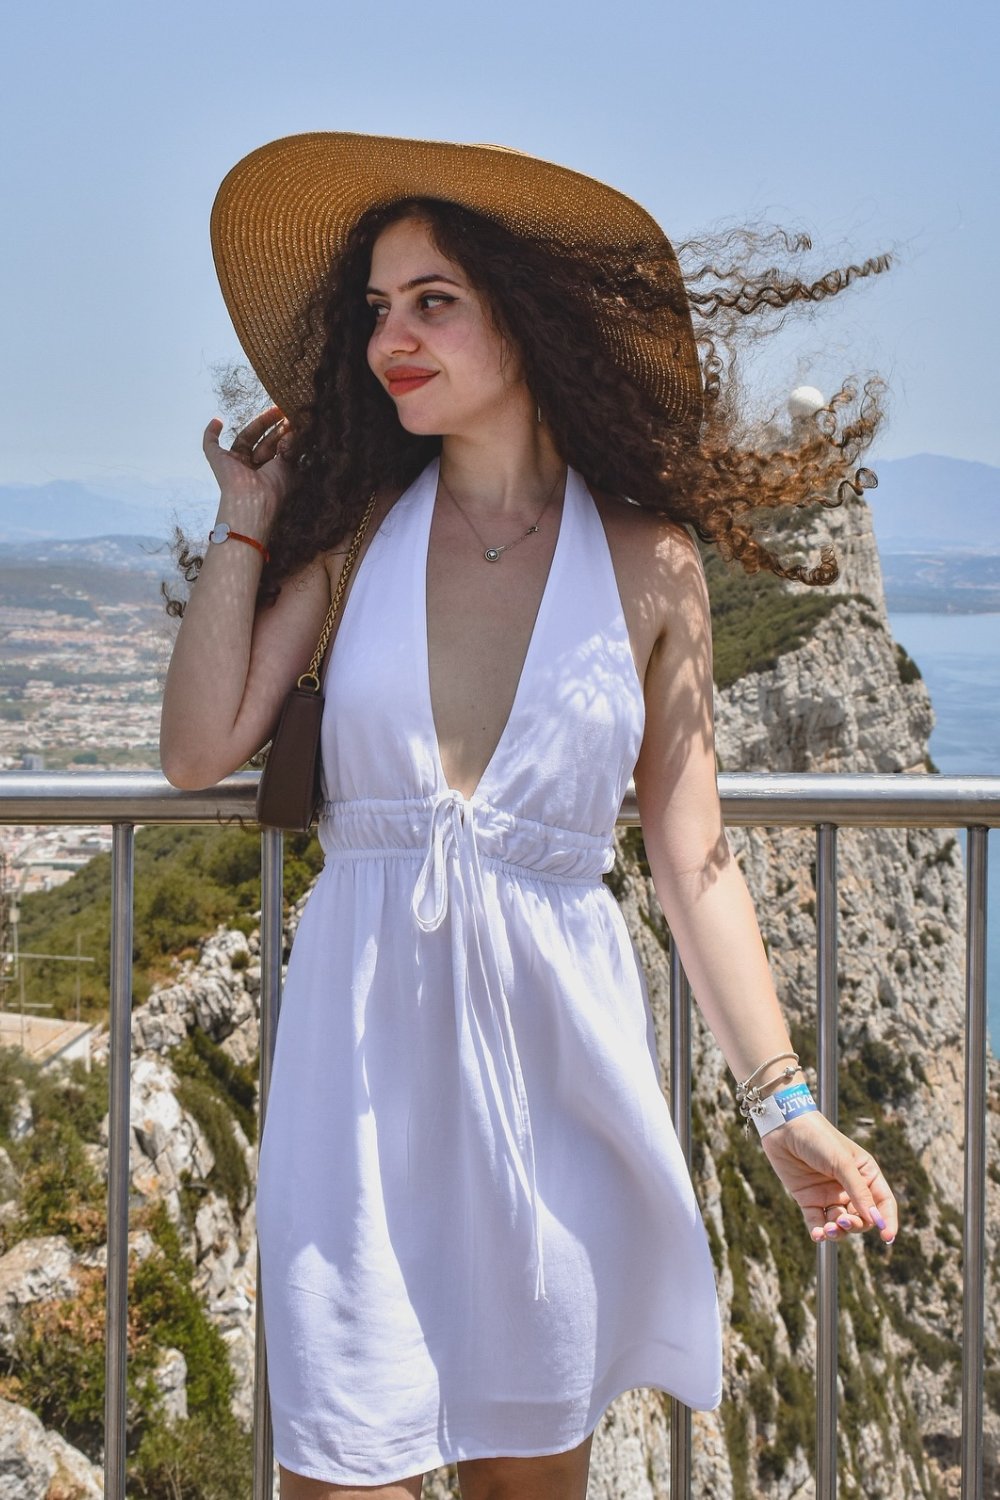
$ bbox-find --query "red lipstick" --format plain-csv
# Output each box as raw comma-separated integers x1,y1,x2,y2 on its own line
386,367,437,396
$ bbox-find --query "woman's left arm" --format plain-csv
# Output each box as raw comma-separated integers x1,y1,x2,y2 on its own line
632,521,898,1247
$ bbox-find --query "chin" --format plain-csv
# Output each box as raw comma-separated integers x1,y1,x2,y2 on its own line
394,407,452,437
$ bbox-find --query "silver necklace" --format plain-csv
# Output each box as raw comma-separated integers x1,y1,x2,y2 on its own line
439,467,564,562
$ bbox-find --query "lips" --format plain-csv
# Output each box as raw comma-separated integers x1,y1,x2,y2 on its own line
386,368,438,396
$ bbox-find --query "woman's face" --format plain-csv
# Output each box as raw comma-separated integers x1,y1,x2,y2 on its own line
365,216,526,436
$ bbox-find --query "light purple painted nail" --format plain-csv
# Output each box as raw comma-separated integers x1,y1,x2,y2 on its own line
837,1216,852,1229
869,1207,886,1230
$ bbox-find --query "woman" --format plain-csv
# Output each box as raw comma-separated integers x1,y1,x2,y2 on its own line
161,134,898,1500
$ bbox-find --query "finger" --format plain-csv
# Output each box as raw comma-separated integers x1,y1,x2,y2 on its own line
821,1199,860,1235
843,1156,898,1242
234,405,285,448
803,1206,837,1243
202,418,229,478
249,420,289,466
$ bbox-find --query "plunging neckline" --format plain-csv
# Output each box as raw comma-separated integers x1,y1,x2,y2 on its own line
420,459,571,803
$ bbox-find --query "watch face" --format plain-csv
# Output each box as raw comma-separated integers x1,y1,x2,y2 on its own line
209,523,231,544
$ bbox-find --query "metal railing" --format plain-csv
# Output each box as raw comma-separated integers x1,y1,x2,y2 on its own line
0,770,995,1500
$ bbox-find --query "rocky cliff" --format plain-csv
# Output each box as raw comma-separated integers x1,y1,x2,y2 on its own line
1,492,997,1499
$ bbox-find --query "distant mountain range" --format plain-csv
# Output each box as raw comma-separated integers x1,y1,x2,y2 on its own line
867,454,1000,551
0,479,214,544
1,453,996,550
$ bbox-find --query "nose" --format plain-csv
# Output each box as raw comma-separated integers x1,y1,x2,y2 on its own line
371,304,420,357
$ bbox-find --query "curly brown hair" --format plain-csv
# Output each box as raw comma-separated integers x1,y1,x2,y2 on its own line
167,197,890,613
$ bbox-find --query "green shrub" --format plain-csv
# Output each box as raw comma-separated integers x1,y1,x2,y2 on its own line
173,1075,251,1217
6,1201,237,1465
131,1207,235,1417
1,1057,110,1253
4,1265,116,1453
700,544,854,690
31,1057,109,1142
757,1356,814,1481
8,1120,106,1251
131,1412,252,1500
838,1040,920,1123
894,642,923,685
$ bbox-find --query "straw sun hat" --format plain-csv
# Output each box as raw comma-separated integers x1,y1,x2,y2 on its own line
210,131,703,429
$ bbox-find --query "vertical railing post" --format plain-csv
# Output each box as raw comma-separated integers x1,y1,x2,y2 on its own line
961,826,988,1500
669,943,692,1500
104,824,134,1500
252,827,285,1500
815,823,839,1500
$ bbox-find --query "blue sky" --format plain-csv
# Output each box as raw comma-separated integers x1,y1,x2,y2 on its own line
2,0,996,498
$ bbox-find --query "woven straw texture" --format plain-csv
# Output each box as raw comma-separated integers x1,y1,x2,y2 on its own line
211,132,702,425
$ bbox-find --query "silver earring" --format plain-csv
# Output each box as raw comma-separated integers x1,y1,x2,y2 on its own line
536,403,543,424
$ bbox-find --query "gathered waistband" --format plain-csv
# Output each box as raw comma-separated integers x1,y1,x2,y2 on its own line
317,791,614,885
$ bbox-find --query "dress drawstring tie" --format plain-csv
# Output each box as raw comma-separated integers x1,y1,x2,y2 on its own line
412,789,547,1301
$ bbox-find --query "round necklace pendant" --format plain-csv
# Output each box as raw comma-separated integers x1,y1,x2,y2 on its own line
484,547,502,562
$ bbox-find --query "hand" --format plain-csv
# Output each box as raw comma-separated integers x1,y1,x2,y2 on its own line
202,405,295,532
760,1110,898,1245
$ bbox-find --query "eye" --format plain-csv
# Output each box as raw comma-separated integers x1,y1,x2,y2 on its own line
420,292,454,311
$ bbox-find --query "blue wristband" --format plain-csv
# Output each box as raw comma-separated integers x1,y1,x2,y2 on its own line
751,1081,818,1137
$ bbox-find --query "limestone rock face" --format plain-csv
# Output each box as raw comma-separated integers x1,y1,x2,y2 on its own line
125,1055,214,1214
0,1238,78,1355
714,596,934,774
0,1150,17,1205
127,927,258,1058
0,1396,102,1499
0,1150,18,1232
7,1084,32,1144
152,1346,188,1424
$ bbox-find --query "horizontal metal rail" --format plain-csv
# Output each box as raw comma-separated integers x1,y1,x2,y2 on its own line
0,771,994,1500
2,768,1000,827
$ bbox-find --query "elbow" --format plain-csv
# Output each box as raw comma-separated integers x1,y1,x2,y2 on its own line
159,735,227,792
160,757,217,792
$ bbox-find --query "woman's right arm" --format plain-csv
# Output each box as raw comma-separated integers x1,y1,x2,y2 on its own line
159,410,334,790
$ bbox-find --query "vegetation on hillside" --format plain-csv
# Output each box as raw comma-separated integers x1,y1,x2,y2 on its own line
700,540,859,690
14,824,324,1020
0,1050,253,1498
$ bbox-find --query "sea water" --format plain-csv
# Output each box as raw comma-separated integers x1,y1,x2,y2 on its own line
887,610,1000,1057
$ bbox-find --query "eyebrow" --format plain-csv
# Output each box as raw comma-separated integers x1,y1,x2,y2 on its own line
365,273,463,296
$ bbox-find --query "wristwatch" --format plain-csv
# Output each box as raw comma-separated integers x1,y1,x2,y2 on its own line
208,521,270,562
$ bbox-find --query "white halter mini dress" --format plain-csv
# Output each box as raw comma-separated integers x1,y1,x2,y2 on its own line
256,459,723,1485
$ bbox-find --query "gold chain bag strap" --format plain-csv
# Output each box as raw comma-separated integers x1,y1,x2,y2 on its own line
255,493,377,831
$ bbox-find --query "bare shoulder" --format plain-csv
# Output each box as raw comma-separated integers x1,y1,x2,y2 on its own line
590,487,710,656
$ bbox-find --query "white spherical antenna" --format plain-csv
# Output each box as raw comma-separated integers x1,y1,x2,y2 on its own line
788,385,826,420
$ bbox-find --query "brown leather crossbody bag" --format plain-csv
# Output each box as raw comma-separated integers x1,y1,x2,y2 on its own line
255,494,377,831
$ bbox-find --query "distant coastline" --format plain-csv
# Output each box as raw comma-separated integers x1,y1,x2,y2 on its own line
881,549,1000,614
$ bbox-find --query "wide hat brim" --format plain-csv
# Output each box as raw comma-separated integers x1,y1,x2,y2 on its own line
210,131,703,428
